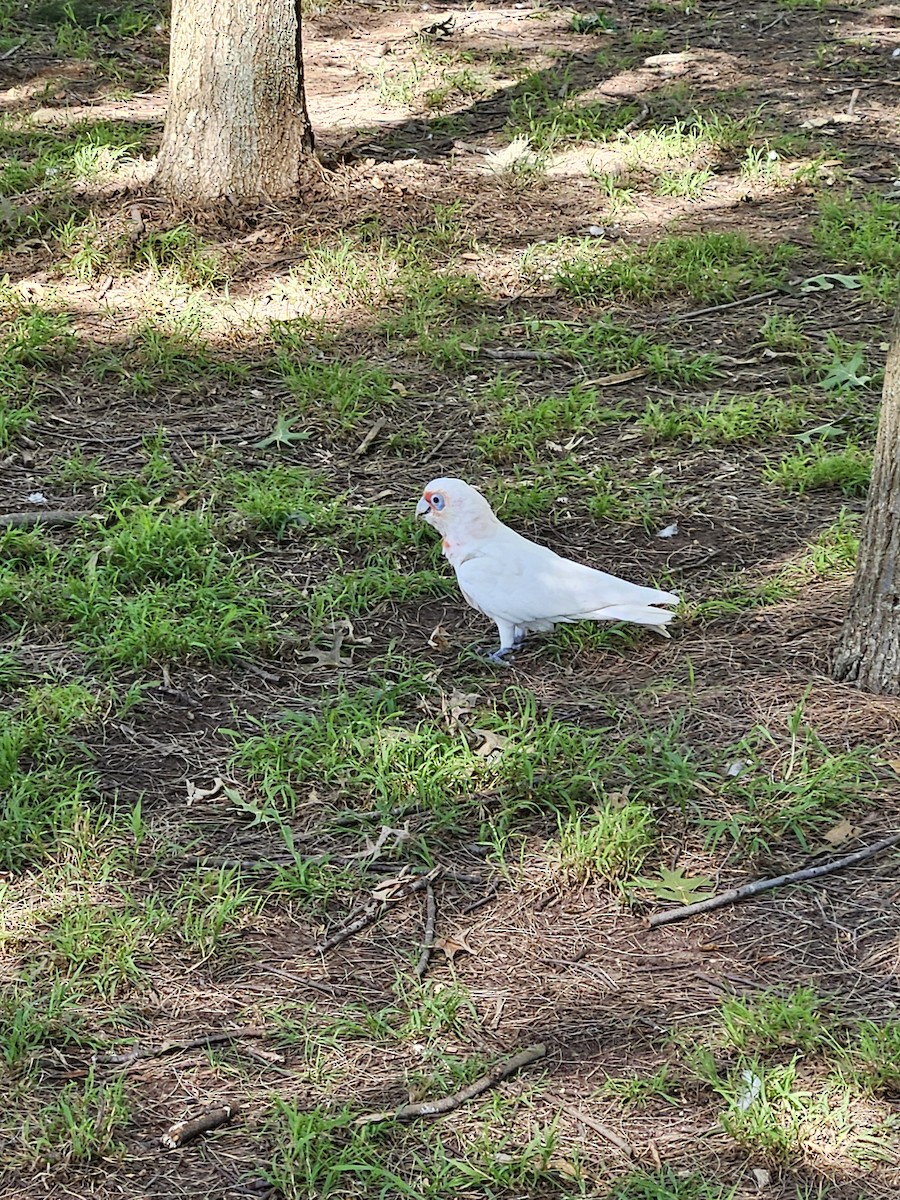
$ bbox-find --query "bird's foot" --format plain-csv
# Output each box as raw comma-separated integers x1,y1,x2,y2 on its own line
485,645,516,666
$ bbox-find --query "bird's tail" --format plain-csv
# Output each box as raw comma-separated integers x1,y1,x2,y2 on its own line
592,604,677,636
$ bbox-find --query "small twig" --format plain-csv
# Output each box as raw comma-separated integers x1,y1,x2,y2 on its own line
0,510,99,529
316,869,441,953
846,86,860,117
579,366,648,388
414,883,437,979
0,40,24,59
459,886,499,916
479,347,565,364
101,1027,267,1068
161,1103,238,1149
648,832,900,928
354,1043,547,1125
654,289,780,326
621,101,649,135
423,431,453,463
354,415,387,456
547,1093,636,1158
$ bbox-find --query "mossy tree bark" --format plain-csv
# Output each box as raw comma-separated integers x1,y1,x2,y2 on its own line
156,0,314,203
832,301,900,695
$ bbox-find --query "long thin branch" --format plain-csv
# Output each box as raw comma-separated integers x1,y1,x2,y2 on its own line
316,870,441,954
653,289,780,326
101,1027,268,1068
648,832,900,928
354,1044,547,1125
545,1093,635,1157
414,883,437,979
0,510,99,529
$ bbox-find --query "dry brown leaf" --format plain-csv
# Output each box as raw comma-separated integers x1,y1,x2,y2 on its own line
470,727,510,757
428,623,452,652
886,758,900,775
823,819,859,846
435,930,474,960
371,871,414,903
548,1156,580,1179
445,689,479,723
186,777,226,803
346,824,411,861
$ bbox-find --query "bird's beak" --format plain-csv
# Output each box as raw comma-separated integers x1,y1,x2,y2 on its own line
415,497,430,518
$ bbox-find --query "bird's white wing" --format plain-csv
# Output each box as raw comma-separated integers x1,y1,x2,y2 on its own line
456,526,677,628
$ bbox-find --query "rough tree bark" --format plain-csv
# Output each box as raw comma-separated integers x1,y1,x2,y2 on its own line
832,300,900,695
156,0,314,204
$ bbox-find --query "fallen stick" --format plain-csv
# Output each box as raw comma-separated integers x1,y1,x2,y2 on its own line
354,415,387,456
161,1103,239,1149
648,831,900,928
546,1093,635,1158
414,882,437,979
316,869,440,954
354,1043,547,1125
0,510,99,529
654,289,781,326
101,1027,267,1068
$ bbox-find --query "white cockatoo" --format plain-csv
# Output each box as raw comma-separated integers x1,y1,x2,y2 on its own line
416,478,679,662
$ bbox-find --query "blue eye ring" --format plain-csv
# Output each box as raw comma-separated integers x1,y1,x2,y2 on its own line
431,494,445,511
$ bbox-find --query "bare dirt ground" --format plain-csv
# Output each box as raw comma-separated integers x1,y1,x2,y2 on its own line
1,0,900,1198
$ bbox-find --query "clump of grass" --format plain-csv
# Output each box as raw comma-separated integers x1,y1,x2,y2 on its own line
654,167,714,199
759,313,810,354
526,318,717,386
476,383,627,463
0,679,102,871
640,392,811,446
228,684,613,836
14,1068,130,1169
271,349,398,434
720,987,828,1055
813,192,900,302
551,800,657,884
508,72,637,151
703,708,874,856
1,511,277,669
133,224,232,288
556,231,796,304
764,442,872,497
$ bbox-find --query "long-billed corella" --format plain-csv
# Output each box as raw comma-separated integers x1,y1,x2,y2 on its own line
416,477,679,663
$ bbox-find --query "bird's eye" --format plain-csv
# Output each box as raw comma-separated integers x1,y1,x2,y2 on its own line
431,494,445,511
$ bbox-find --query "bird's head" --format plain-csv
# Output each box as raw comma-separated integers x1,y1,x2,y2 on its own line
415,478,497,539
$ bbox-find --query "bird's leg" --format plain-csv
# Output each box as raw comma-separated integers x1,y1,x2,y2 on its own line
486,645,516,666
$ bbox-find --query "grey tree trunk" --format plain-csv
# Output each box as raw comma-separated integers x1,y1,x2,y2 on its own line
156,0,314,204
832,301,900,695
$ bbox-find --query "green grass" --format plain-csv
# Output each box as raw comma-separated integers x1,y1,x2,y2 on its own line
265,1099,570,1200
640,391,811,446
0,510,277,668
13,1068,130,1169
476,383,627,463
525,318,718,385
0,117,149,200
813,192,900,302
0,680,103,871
555,231,796,303
0,12,892,1189
701,706,874,856
271,350,399,434
654,167,714,199
508,72,638,151
764,441,872,497
550,800,657,884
